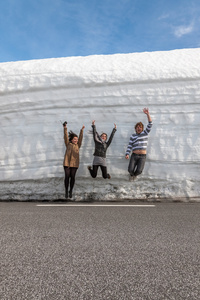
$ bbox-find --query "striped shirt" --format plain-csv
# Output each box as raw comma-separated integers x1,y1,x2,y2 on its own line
126,122,153,155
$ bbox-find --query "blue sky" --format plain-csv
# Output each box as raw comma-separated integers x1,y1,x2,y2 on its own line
0,0,200,62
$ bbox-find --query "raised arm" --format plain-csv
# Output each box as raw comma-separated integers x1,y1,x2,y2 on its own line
63,124,69,146
143,107,153,134
106,124,117,148
143,107,152,123
91,120,100,142
78,125,85,148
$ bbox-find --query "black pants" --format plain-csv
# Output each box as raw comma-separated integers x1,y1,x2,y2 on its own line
128,153,146,176
64,167,78,192
89,165,109,179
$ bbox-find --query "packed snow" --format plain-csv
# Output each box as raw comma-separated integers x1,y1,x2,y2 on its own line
1,48,200,201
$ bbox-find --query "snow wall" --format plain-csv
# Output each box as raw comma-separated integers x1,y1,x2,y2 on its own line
1,48,200,201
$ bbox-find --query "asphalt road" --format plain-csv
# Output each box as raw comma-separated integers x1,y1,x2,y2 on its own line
0,202,200,300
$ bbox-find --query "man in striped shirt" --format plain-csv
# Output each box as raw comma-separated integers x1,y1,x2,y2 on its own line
125,108,153,180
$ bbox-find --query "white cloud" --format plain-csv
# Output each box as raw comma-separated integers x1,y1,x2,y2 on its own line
174,23,194,38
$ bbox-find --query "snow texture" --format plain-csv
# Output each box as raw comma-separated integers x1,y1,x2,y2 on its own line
1,48,200,201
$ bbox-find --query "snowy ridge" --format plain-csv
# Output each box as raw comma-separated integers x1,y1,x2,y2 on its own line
1,48,200,93
1,48,200,201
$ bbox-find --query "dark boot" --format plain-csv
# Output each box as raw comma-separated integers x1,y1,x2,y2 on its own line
65,190,68,199
69,190,72,198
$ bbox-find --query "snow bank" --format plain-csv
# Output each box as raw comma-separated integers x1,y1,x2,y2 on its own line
1,48,200,201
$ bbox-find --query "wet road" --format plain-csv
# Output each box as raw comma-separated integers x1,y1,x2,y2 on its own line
0,202,200,300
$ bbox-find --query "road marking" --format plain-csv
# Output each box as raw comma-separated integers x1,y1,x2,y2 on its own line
36,204,155,207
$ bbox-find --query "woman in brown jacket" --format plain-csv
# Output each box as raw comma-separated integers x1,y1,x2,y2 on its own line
63,123,85,199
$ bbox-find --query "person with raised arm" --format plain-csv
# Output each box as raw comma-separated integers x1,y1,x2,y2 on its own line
63,122,85,199
125,108,153,180
88,120,117,179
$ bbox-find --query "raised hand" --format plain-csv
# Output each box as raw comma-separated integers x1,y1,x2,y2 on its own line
143,107,152,122
143,107,149,115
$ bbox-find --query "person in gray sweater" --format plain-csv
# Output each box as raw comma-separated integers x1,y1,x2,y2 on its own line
88,120,117,179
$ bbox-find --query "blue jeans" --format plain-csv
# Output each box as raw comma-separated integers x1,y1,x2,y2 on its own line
128,153,146,176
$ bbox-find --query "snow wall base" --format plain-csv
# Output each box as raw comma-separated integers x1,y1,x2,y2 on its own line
0,177,199,202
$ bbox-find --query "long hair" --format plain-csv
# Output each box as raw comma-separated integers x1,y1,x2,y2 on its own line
135,122,144,131
68,130,78,142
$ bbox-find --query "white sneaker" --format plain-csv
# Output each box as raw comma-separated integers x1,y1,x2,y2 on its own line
129,175,136,181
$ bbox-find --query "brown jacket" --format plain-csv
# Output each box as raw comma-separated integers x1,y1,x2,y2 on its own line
63,127,83,168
